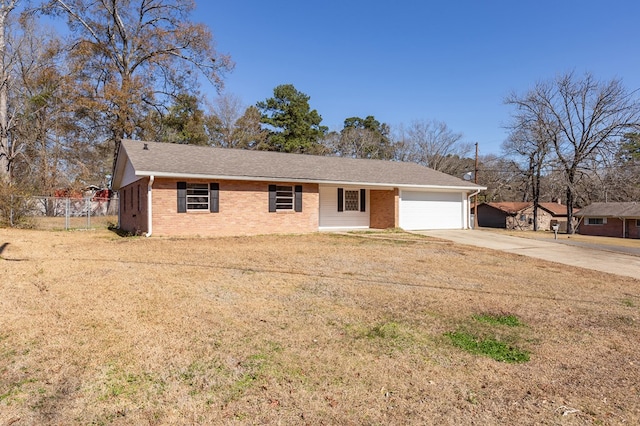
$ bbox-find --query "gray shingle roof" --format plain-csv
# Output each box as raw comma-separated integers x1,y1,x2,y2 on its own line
575,202,640,218
113,139,483,190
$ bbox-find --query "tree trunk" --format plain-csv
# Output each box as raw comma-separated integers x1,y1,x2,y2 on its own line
0,0,17,181
566,185,575,234
565,165,580,234
533,164,541,232
0,10,8,180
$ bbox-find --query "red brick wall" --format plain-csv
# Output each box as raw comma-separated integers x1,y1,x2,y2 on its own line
146,178,319,237
627,220,640,238
370,189,398,229
119,178,149,235
578,217,625,238
579,218,640,239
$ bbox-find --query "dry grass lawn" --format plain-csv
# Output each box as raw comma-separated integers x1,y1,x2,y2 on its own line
25,216,117,231
1,228,639,425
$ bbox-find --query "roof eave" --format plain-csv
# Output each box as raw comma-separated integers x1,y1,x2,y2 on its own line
133,171,486,191
576,213,640,218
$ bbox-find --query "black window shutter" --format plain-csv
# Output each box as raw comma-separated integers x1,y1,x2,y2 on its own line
295,185,302,212
360,189,366,212
177,181,187,213
210,183,219,213
268,185,277,212
337,188,344,212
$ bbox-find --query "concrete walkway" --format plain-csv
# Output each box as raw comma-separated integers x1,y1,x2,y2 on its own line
414,229,640,280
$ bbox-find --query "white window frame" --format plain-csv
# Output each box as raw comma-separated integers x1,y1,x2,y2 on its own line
636,219,640,227
186,183,209,211
344,189,360,211
275,185,294,211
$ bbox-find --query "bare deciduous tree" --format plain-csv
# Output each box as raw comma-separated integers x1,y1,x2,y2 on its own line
207,94,269,149
207,93,243,147
329,126,391,159
505,72,640,233
503,111,556,230
327,116,394,160
11,16,72,195
395,119,472,176
476,154,525,202
583,133,640,203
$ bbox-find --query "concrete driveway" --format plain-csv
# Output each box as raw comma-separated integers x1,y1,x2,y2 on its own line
414,229,640,280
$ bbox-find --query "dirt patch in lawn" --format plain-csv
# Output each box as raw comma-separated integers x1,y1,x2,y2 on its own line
1,228,639,425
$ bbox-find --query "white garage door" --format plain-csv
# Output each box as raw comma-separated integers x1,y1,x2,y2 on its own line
399,191,463,230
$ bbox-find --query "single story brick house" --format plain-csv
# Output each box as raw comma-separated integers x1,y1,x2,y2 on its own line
111,140,485,237
576,202,640,239
477,201,575,232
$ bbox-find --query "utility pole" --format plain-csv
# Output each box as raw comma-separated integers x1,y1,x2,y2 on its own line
474,142,479,229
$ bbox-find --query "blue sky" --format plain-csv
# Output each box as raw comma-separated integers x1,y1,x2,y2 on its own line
198,1,640,154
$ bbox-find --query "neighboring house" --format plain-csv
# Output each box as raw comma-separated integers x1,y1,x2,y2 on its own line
110,139,485,237
576,202,640,239
536,202,577,233
477,202,530,229
477,201,574,231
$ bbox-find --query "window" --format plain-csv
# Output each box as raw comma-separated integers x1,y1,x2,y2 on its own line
269,185,302,212
587,217,605,225
186,183,209,210
636,219,640,227
275,186,294,210
344,190,360,211
337,188,366,212
178,182,218,213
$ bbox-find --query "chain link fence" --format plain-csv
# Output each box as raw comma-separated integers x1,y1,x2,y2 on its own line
6,195,119,230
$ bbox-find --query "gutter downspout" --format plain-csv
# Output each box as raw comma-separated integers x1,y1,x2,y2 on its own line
468,189,480,229
145,175,154,237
